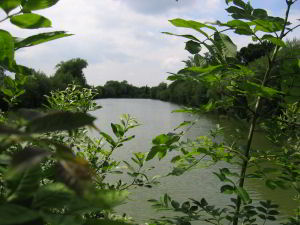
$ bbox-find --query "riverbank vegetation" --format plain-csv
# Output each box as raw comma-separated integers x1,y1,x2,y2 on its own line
0,0,299,225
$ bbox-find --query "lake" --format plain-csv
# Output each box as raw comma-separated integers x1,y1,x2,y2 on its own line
91,98,297,224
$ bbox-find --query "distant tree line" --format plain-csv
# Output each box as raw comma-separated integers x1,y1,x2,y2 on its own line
1,40,299,114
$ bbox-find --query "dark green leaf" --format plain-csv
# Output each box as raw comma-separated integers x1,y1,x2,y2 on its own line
235,187,251,204
185,40,201,54
261,34,285,47
33,183,74,209
22,0,59,11
252,8,268,19
220,185,235,194
146,146,163,161
0,0,21,14
256,206,267,213
10,13,52,29
265,179,277,190
40,212,82,225
26,111,96,133
15,31,72,50
240,81,282,98
171,200,180,209
10,147,50,174
0,204,39,225
162,32,200,42
83,219,133,225
6,165,42,202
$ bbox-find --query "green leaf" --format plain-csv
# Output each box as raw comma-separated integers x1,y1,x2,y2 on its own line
152,134,170,145
265,179,277,190
0,30,14,68
220,185,235,194
1,88,13,97
251,19,283,33
185,40,201,54
83,219,133,225
162,32,200,42
15,31,72,50
214,32,237,58
33,183,74,209
26,111,96,133
10,13,52,29
0,204,39,225
183,65,223,74
100,131,117,147
171,200,180,209
235,187,251,204
123,161,135,172
169,18,217,32
6,165,42,202
261,34,285,47
0,0,21,14
40,212,82,225
9,147,50,176
240,81,283,99
22,0,59,11
72,190,128,212
146,145,168,161
111,123,124,138
252,8,268,19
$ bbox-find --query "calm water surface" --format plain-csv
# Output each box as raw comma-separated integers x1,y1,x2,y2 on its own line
91,99,297,224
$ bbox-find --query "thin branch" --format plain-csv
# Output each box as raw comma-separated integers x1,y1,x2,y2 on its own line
283,24,300,38
0,10,22,23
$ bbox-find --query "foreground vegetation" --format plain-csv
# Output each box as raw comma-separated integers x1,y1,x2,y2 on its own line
0,0,299,225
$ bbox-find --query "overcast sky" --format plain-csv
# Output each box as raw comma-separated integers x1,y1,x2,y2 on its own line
1,0,300,86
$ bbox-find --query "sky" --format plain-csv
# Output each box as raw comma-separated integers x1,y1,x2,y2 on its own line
1,0,300,87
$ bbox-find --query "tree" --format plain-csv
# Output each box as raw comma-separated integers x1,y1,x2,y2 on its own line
53,58,88,87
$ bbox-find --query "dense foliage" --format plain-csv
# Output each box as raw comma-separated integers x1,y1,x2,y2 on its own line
0,0,299,225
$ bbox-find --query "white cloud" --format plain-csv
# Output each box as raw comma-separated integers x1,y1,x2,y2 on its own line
7,0,295,87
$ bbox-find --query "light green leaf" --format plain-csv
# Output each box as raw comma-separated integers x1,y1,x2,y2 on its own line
0,204,39,225
0,30,14,68
183,65,223,74
1,88,13,97
169,18,217,32
251,19,283,33
22,0,59,11
214,32,237,58
100,131,117,147
15,31,72,50
10,13,52,29
26,111,96,133
0,0,21,14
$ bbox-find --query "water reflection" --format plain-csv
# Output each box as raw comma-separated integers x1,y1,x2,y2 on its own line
90,99,297,224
